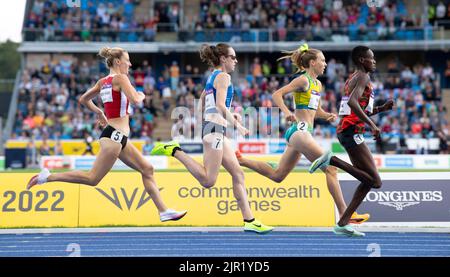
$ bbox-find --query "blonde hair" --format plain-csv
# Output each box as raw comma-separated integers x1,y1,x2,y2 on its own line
278,43,321,73
98,47,127,68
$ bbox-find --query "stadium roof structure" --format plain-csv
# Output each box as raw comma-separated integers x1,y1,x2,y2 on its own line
18,40,450,53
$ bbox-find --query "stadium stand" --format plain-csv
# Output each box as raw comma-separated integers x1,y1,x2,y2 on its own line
22,0,450,42
6,0,450,157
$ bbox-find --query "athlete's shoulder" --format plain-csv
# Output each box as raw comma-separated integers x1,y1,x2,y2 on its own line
316,79,323,88
95,78,104,88
112,73,129,82
216,71,230,79
352,71,370,85
215,71,231,84
291,74,309,91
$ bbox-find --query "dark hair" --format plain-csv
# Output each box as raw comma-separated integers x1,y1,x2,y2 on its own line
98,46,127,68
278,43,321,73
351,45,371,65
199,43,231,67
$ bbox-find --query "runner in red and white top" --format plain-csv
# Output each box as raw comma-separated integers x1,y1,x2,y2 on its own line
100,74,133,119
27,46,187,222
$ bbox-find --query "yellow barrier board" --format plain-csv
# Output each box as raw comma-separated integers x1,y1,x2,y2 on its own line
5,140,145,155
78,172,335,227
0,172,335,227
78,173,167,226
0,174,80,228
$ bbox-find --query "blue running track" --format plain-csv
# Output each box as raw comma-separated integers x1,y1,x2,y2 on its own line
0,231,449,257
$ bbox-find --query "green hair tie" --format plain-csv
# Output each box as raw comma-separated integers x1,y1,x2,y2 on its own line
299,43,309,53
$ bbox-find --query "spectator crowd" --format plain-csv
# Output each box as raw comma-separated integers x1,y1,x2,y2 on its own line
12,53,448,155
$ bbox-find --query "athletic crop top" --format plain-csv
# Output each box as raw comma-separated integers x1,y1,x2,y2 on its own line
294,72,321,110
203,69,234,122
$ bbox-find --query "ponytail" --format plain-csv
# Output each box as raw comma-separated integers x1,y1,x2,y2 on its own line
278,43,321,73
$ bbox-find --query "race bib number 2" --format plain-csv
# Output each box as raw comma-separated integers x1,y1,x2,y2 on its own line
308,91,320,110
297,121,309,132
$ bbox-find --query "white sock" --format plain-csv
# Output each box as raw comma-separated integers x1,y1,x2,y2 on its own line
37,168,50,184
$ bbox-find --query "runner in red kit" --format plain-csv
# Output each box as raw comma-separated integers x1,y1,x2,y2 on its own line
26,46,187,222
332,45,394,236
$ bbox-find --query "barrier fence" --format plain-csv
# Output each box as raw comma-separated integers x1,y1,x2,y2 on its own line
1,172,449,228
0,172,333,228
36,154,450,171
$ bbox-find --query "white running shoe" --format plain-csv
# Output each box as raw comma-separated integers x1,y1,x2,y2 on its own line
26,168,50,190
309,150,332,173
159,209,187,222
333,224,366,237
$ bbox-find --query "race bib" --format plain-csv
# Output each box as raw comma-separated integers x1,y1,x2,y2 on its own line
365,92,374,113
338,96,351,115
353,133,364,145
111,130,124,143
308,91,320,110
297,121,309,132
212,136,223,150
204,90,216,112
100,85,113,103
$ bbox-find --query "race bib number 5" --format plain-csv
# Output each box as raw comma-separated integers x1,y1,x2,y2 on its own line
100,85,113,103
111,130,123,143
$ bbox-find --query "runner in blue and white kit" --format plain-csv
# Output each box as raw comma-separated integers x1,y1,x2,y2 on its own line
152,43,273,234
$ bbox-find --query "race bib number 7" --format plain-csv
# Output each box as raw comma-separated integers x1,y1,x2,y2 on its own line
212,137,223,150
204,90,216,111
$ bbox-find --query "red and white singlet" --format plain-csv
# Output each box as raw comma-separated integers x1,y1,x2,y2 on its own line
99,75,132,119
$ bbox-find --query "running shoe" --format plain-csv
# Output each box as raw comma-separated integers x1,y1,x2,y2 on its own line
151,141,181,156
333,224,365,237
309,150,332,173
27,168,50,190
244,219,274,234
159,209,188,222
349,212,370,224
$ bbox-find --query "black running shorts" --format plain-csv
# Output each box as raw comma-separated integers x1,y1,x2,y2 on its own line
99,125,128,149
202,121,226,138
337,126,365,150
